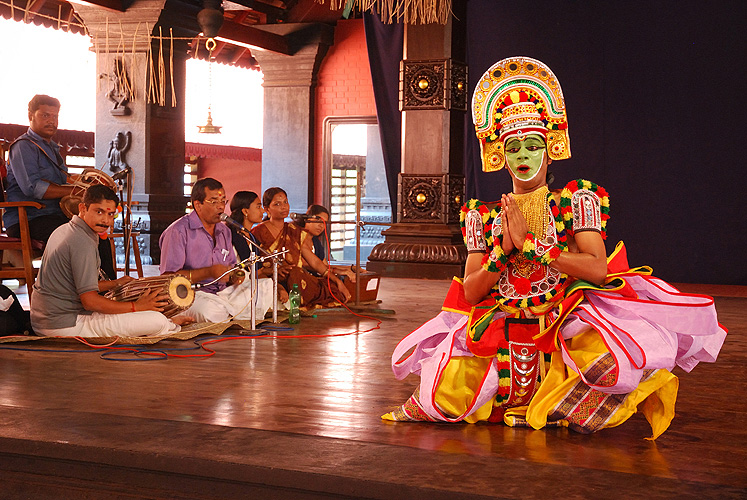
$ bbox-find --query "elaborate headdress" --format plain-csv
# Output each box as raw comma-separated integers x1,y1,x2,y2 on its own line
472,56,570,172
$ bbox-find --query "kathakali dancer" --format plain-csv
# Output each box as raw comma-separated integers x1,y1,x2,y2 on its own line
382,57,726,438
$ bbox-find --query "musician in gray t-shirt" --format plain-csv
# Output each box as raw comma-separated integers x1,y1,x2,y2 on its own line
31,185,188,338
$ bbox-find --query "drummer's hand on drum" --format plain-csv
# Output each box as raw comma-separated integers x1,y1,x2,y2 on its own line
113,276,135,287
133,288,170,312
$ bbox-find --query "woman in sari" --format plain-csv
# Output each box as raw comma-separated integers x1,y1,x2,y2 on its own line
227,190,287,302
251,187,351,307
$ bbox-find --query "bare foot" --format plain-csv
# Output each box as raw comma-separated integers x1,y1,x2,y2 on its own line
171,315,195,326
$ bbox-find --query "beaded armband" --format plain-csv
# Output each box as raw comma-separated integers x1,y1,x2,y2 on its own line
460,200,490,252
481,236,509,273
522,231,562,265
559,179,610,239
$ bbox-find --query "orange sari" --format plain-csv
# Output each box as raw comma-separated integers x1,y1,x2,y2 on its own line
251,222,344,308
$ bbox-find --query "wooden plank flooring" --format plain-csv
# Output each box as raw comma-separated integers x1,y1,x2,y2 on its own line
0,275,745,499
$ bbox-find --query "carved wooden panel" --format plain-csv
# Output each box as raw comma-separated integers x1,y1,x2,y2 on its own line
400,59,468,111
399,173,465,223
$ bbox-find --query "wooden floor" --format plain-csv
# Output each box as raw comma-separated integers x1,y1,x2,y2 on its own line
0,273,745,499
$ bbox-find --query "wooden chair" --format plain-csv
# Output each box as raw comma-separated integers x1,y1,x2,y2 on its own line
0,201,45,297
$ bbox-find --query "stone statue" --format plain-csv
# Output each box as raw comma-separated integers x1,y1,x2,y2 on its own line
107,131,131,175
101,58,132,116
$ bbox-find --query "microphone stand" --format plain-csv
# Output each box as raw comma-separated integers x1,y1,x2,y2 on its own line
222,216,285,323
191,247,289,326
325,217,392,313
273,250,279,323
113,166,133,277
234,230,277,324
120,167,133,276
250,251,256,331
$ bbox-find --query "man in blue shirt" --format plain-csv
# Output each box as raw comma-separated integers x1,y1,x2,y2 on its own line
5,94,115,279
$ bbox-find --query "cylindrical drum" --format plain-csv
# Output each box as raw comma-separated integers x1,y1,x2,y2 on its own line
60,168,118,218
104,274,194,318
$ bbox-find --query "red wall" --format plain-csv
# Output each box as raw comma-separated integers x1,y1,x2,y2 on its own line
313,19,376,203
198,156,262,202
192,20,374,207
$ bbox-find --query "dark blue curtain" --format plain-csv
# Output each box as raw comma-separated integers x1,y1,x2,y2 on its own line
363,0,745,284
462,0,745,284
363,12,403,221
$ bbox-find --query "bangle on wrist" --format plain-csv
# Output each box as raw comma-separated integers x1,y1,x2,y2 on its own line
481,238,509,274
522,231,562,265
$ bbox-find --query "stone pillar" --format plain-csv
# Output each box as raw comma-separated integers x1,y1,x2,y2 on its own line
252,24,333,214
73,0,189,266
367,11,468,279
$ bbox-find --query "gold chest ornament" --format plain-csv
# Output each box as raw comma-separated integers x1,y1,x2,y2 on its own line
492,186,563,300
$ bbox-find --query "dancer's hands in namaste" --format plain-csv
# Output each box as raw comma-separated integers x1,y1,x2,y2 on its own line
500,193,528,255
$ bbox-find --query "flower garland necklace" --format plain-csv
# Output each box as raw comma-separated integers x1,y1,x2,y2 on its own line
489,189,569,309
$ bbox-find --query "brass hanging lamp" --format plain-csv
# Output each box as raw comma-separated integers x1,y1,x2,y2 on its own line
197,38,222,134
197,0,224,134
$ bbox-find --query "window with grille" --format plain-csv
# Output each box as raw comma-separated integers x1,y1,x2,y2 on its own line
324,119,392,265
329,155,365,260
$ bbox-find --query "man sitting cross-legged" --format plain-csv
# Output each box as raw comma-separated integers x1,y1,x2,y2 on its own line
159,177,272,323
31,185,186,338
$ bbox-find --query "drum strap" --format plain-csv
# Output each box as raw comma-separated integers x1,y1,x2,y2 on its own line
10,137,67,176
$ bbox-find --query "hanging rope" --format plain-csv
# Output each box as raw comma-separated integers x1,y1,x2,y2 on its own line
207,37,216,116
321,0,453,24
170,27,176,107
88,17,205,107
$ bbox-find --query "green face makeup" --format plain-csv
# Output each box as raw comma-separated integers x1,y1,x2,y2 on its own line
505,135,547,181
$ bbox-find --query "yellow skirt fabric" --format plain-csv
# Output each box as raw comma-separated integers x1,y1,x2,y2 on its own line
425,329,678,438
507,329,678,439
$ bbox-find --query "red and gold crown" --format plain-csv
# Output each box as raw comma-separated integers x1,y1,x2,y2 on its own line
472,57,570,172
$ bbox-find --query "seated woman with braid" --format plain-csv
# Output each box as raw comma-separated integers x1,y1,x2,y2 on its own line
227,190,264,262
382,57,726,439
251,187,351,308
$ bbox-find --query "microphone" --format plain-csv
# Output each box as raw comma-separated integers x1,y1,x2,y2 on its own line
289,212,311,220
220,213,270,256
220,213,248,233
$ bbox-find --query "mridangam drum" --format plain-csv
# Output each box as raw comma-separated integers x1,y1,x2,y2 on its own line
104,274,194,318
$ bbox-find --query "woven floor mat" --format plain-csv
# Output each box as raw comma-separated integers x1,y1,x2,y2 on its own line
0,318,274,346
